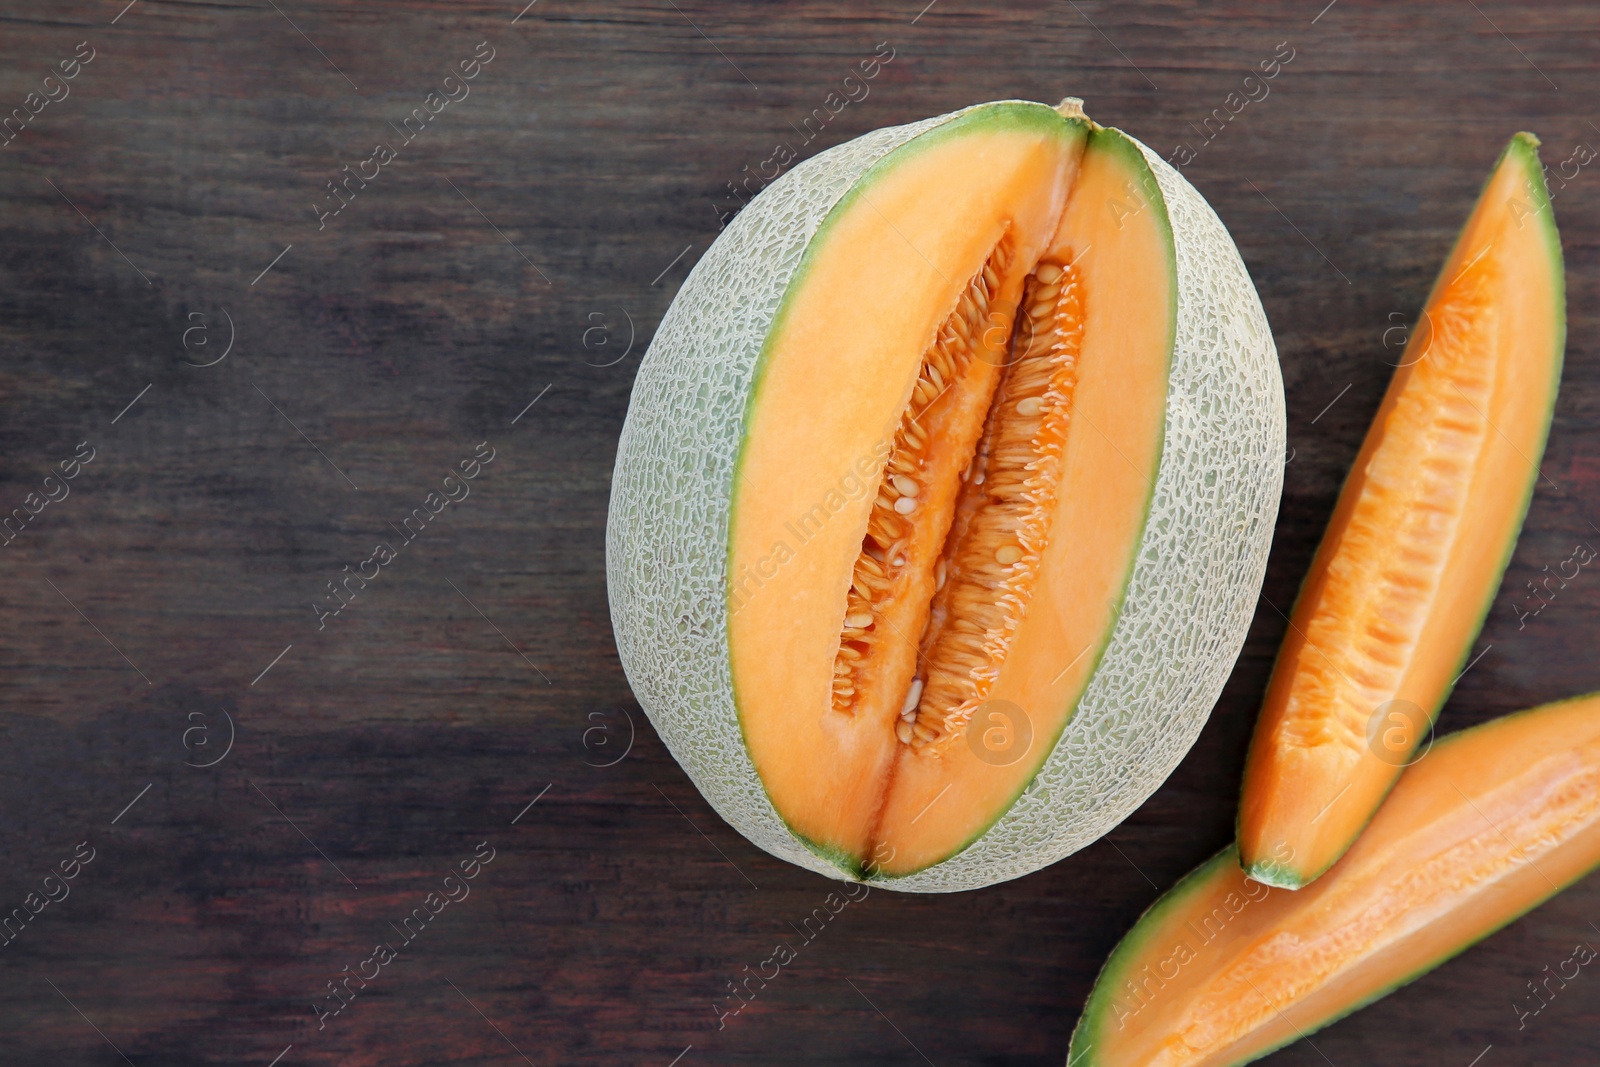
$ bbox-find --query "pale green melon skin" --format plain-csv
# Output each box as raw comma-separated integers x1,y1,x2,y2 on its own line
606,101,1285,892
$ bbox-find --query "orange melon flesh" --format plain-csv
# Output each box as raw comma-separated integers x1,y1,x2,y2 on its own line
1238,133,1564,888
727,112,1175,877
1071,692,1600,1067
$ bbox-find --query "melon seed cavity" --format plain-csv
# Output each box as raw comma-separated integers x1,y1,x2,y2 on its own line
830,243,1087,754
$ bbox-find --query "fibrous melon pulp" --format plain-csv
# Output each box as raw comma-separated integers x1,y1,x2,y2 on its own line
608,99,1284,891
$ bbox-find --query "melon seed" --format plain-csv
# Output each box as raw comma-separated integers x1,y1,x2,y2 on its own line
895,720,913,744
845,611,874,628
892,474,919,497
996,545,1022,565
1015,396,1043,417
1035,263,1062,283
900,677,925,716
894,496,917,515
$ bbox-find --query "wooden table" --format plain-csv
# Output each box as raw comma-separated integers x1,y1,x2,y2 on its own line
1,1,1596,1063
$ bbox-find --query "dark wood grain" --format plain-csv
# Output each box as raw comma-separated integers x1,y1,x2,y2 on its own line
1,1,1598,1064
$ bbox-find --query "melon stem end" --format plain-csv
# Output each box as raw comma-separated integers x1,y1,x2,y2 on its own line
1055,96,1089,121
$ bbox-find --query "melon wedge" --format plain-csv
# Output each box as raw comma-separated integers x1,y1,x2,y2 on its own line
1070,691,1600,1067
1238,133,1566,889
608,100,1284,891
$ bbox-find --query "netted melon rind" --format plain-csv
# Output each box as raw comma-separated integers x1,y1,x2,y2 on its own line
606,109,1284,892
607,109,952,884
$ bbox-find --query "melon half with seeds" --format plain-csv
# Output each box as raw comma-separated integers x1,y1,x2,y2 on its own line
607,99,1284,891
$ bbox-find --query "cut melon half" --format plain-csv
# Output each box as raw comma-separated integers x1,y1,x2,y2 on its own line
608,100,1284,891
1238,133,1566,889
1071,692,1600,1067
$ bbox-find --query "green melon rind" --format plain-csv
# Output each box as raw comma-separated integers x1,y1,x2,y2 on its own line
1241,855,1304,890
606,101,1285,892
1237,132,1565,890
1072,693,1600,1067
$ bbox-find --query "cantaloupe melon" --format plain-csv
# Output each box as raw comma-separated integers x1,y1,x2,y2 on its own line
607,99,1285,890
1070,691,1600,1067
1238,132,1565,889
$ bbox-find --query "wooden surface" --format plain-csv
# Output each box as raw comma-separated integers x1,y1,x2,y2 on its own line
1,1,1598,1063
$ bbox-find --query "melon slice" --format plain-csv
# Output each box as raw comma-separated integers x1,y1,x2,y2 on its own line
1071,691,1600,1067
1238,133,1566,889
608,100,1284,891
